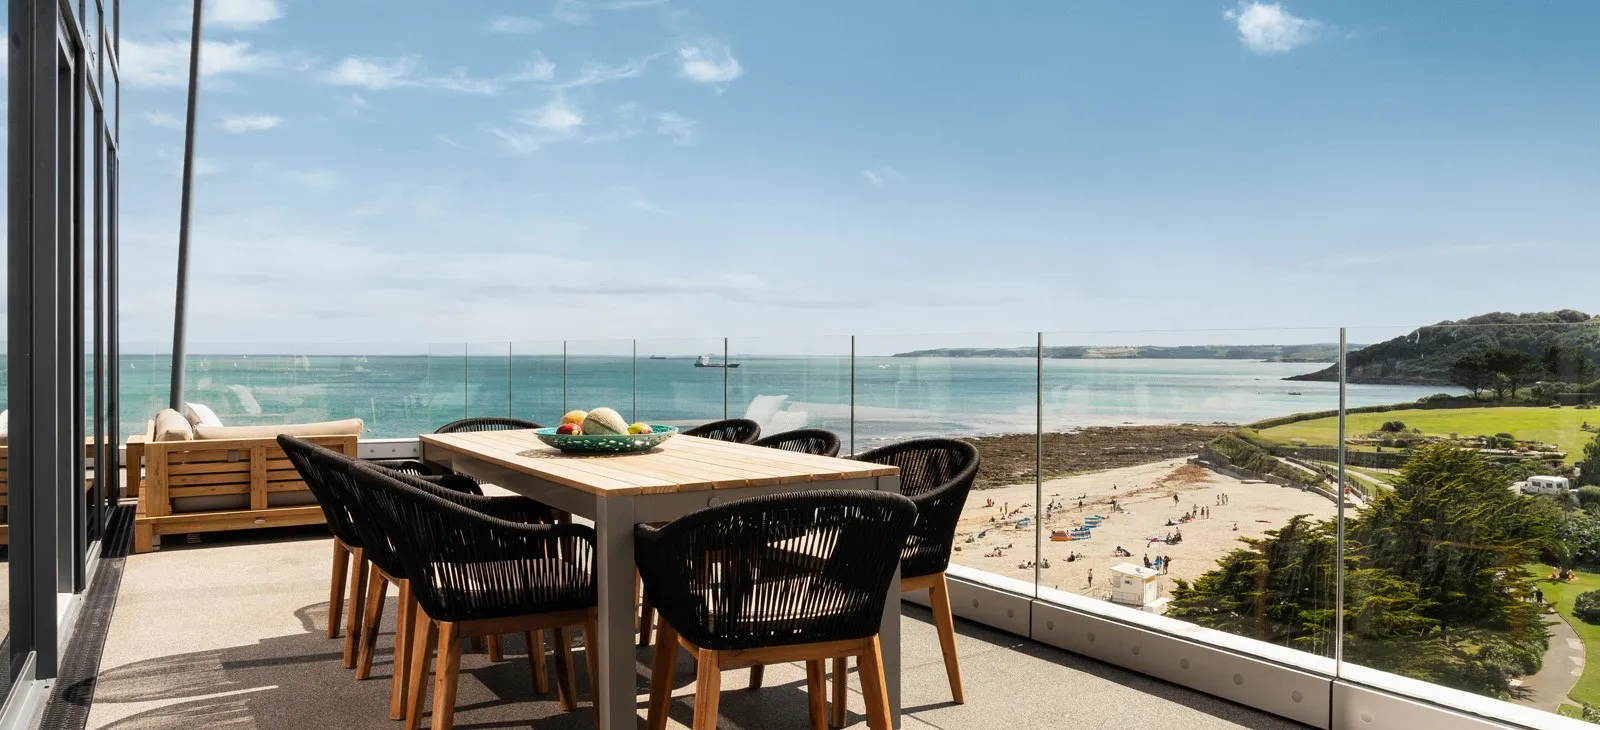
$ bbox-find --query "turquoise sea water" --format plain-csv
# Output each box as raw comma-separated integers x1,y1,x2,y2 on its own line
105,354,1454,448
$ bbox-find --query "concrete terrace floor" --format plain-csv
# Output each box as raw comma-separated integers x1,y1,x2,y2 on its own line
86,530,1311,730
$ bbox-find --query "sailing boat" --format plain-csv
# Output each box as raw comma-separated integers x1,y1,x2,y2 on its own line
693,354,739,368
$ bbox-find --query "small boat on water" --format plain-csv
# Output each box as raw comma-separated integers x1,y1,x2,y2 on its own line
648,355,667,360
693,355,740,368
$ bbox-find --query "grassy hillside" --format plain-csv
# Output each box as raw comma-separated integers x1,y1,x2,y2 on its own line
1257,406,1596,463
1288,310,1600,385
891,343,1343,361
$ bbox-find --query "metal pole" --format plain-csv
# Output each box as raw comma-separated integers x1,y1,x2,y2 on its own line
631,339,638,423
1035,332,1043,593
722,337,729,419
169,0,203,408
849,336,856,456
1334,328,1347,664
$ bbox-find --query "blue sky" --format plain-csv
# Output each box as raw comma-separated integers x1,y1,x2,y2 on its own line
115,0,1600,347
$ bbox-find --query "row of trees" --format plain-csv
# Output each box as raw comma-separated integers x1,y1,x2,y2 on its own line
1168,445,1554,699
1449,345,1599,401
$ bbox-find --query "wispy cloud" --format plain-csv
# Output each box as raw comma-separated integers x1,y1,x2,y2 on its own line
676,41,742,88
861,166,906,188
652,112,696,145
551,0,666,25
121,39,289,87
553,56,655,89
207,0,283,30
628,199,673,215
505,53,557,83
144,111,184,129
323,55,499,94
521,97,585,134
1223,2,1323,54
221,114,283,133
436,135,468,149
488,15,544,34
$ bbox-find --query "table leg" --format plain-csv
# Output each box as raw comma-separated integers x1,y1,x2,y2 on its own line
595,495,638,729
877,475,902,729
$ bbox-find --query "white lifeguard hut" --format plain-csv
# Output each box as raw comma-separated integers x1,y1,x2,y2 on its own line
1110,563,1167,614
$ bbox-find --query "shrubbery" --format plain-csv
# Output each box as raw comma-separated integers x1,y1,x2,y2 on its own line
1580,486,1600,510
1380,421,1407,433
1575,590,1600,625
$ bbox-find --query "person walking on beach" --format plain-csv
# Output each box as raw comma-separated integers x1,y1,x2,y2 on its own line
1173,494,1180,505
1143,554,1151,569
1087,569,1093,588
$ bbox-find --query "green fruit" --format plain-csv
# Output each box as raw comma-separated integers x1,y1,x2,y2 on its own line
582,407,629,435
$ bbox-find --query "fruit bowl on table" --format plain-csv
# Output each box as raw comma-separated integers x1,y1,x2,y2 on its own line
533,425,678,455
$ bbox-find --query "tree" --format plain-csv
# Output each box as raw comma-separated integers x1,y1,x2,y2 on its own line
1482,348,1540,402
1449,353,1493,399
1579,432,1600,488
1543,345,1599,385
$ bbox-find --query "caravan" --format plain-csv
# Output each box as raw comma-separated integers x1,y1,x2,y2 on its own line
1518,475,1573,497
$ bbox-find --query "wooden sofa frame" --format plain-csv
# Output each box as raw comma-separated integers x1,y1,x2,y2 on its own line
131,431,356,554
0,440,104,546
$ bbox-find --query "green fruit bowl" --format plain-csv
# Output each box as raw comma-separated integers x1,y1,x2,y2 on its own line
533,425,678,455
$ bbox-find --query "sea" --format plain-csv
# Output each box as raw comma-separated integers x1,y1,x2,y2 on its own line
89,355,1454,448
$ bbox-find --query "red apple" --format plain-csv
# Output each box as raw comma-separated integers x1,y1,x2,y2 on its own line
557,423,582,435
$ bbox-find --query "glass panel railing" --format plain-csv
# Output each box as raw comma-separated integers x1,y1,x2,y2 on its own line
854,332,1039,591
465,342,512,420
726,336,852,449
1338,317,1600,725
426,343,468,432
119,344,171,442
637,338,727,429
1032,328,1344,663
564,339,634,423
511,341,564,427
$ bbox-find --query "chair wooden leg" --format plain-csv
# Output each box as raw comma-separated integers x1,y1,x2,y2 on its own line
829,657,848,728
343,550,368,669
487,634,504,662
390,581,416,721
692,649,722,730
928,573,965,704
357,570,388,680
469,636,484,652
550,626,577,711
638,577,656,648
647,621,679,730
525,630,549,694
748,664,765,691
581,618,600,724
805,659,828,730
432,622,462,730
328,541,349,639
857,638,891,730
405,612,438,730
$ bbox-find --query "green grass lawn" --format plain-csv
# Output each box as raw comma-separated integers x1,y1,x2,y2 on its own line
1535,566,1600,707
1259,406,1598,463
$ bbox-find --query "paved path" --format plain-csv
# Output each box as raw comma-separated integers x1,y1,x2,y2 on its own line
1513,611,1585,714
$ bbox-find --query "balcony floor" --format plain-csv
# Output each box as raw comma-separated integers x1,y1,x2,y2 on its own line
86,531,1310,729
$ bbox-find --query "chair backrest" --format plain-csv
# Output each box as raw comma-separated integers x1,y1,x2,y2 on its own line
375,465,556,529
278,434,364,548
435,417,541,434
682,418,762,444
851,438,980,579
296,439,407,580
752,428,841,458
635,489,915,652
348,463,597,622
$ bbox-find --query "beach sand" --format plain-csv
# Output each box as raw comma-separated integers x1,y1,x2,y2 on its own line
947,458,1339,602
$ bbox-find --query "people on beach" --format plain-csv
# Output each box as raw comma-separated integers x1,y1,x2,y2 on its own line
1164,556,1173,574
1143,553,1151,569
1087,569,1093,587
1173,494,1180,505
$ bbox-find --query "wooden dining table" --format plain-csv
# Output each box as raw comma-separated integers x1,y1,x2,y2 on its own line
419,429,905,729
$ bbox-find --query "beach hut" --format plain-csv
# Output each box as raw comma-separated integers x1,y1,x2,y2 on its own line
1110,563,1166,613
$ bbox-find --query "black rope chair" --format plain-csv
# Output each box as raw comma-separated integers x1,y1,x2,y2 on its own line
279,434,372,670
682,418,762,444
371,416,544,476
752,428,841,458
348,463,600,728
829,438,979,716
637,490,915,730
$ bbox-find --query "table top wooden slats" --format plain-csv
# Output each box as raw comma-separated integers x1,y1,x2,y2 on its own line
420,430,897,497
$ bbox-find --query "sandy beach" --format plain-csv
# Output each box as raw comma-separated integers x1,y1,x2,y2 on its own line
947,457,1339,602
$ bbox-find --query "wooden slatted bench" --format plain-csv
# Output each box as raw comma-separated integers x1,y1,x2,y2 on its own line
1,439,105,546
132,413,362,553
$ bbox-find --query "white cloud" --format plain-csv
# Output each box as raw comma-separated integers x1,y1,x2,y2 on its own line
552,0,664,25
121,39,286,87
487,127,544,155
861,166,906,188
144,111,184,129
505,54,556,83
323,55,498,94
555,56,654,89
522,97,584,133
221,114,282,133
677,41,742,86
652,112,696,145
208,0,282,30
488,15,544,34
1223,2,1323,54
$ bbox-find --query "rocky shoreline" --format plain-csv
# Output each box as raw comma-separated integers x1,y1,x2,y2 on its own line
964,424,1235,489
